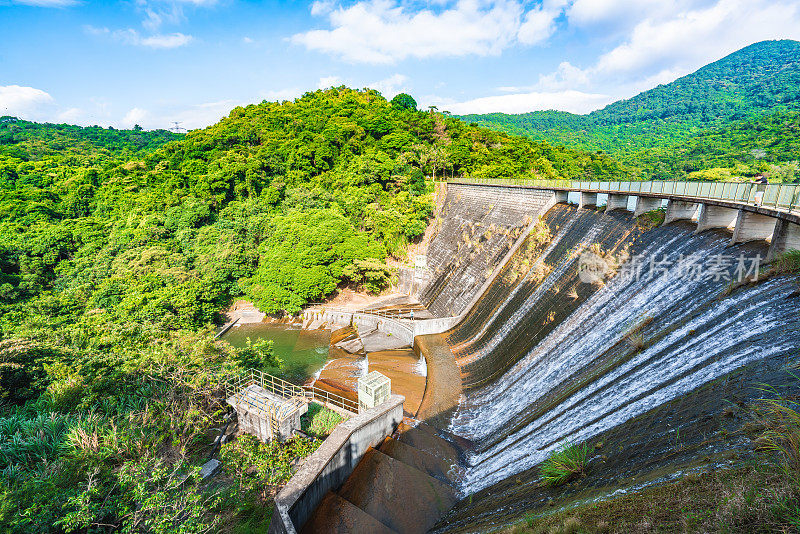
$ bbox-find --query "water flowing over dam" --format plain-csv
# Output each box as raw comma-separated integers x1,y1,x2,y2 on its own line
447,204,798,494
427,199,800,532
297,183,800,534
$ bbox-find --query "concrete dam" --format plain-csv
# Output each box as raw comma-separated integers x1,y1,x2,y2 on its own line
276,180,800,534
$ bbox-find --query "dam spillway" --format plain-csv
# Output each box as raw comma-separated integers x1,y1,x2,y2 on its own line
447,206,797,491
297,182,800,534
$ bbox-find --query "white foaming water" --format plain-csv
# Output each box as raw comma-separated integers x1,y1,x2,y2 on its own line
415,353,428,377
449,228,796,495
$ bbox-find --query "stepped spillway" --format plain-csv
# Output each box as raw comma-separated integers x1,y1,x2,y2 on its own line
432,202,799,531
301,194,799,534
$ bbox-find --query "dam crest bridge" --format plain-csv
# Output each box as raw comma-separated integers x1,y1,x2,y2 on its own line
449,177,800,262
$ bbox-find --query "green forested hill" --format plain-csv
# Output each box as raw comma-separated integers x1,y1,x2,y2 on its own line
0,116,180,159
636,110,800,180
0,88,627,531
460,40,800,165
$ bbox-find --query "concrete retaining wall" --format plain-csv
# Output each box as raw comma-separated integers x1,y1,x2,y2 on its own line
768,219,800,261
634,196,663,217
664,200,699,224
419,183,555,316
412,316,462,337
607,194,628,211
696,204,739,233
268,394,405,534
303,309,414,345
731,209,775,244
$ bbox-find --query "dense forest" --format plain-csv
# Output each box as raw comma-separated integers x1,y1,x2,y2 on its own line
0,87,627,531
461,39,800,178
635,110,800,181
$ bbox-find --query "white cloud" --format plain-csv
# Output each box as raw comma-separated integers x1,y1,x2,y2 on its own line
310,0,335,16
0,85,54,119
518,0,567,45
142,5,185,32
593,0,800,77
121,107,150,128
139,32,193,48
85,25,193,49
57,107,84,123
438,90,614,115
499,61,591,93
292,0,562,64
260,88,302,102
242,36,254,43
369,73,409,97
317,76,343,89
507,0,800,110
567,0,681,27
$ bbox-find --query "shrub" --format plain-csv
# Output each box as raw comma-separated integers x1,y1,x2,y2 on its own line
752,382,800,482
636,208,665,230
540,442,591,487
235,338,281,370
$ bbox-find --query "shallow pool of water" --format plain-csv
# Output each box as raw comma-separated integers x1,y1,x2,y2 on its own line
223,323,330,383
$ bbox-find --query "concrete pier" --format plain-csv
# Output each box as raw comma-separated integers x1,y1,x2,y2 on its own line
695,204,739,234
579,192,597,208
768,219,800,261
633,197,662,218
554,190,568,204
731,210,775,244
664,200,699,224
607,194,629,212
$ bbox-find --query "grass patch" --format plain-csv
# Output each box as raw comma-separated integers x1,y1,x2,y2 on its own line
301,402,346,439
509,380,800,533
770,249,800,276
721,249,800,298
636,208,665,231
540,442,591,487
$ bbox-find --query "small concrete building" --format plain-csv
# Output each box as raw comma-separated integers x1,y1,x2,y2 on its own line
228,384,308,442
358,371,391,413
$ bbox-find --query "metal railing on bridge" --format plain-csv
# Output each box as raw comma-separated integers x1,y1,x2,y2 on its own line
449,177,800,215
225,368,359,415
306,305,414,337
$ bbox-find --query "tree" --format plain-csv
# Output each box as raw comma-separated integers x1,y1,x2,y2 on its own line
390,93,417,111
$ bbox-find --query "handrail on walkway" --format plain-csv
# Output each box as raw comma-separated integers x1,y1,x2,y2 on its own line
448,177,800,215
225,368,359,415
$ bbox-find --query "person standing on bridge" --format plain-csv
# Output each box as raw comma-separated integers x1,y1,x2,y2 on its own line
749,174,768,206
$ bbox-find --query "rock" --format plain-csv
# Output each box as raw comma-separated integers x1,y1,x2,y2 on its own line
199,459,220,480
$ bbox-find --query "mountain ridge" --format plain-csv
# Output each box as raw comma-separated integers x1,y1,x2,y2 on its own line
459,39,800,161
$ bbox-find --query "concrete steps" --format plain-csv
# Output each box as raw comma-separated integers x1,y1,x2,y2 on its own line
337,448,457,534
378,436,455,485
301,423,462,534
396,422,462,466
300,491,398,534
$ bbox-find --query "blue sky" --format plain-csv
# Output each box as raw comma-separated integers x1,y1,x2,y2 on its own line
2,0,799,130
